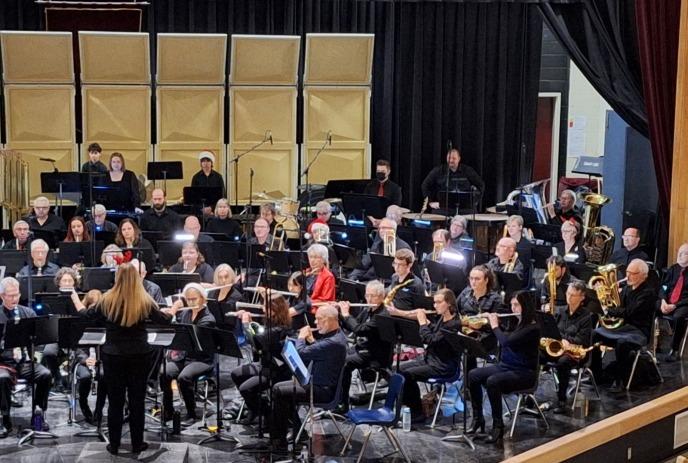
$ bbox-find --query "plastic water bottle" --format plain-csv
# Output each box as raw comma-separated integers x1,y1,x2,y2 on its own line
299,444,309,462
401,406,411,432
32,406,43,431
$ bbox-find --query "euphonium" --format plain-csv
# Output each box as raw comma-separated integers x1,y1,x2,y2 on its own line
545,260,557,314
383,229,396,257
588,264,624,329
431,241,445,262
503,252,519,273
583,225,615,265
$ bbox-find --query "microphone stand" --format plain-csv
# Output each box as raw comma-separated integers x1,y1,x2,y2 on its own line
444,164,451,228
230,132,271,209
301,135,330,218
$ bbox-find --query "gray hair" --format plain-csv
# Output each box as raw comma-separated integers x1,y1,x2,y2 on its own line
93,204,106,215
54,267,79,288
213,263,236,285
561,189,576,201
33,196,50,207
316,304,339,320
366,280,386,297
507,215,523,227
451,215,467,228
385,205,403,223
31,239,49,251
628,258,649,276
0,277,20,293
12,220,29,231
307,243,329,265
379,218,398,231
315,201,332,214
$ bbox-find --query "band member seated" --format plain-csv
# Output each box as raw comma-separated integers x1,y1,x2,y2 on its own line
458,265,502,316
168,242,214,284
114,218,155,270
129,259,165,306
0,277,53,438
338,280,393,412
389,289,461,423
548,280,592,413
422,148,484,212
449,215,473,251
541,255,574,313
505,215,533,267
554,220,586,264
363,159,402,205
26,196,66,239
386,249,424,310
208,264,243,307
17,239,60,277
191,150,226,198
311,200,344,228
269,305,347,450
101,244,123,268
349,218,411,282
286,271,310,325
548,189,582,225
467,290,540,443
247,217,273,249
72,263,171,455
591,259,655,390
608,227,649,269
184,215,214,243
64,216,91,243
2,220,32,250
229,294,293,425
486,237,524,280
658,243,688,362
160,283,216,425
103,152,141,212
259,203,278,233
205,198,241,239
139,188,182,236
305,223,340,277
86,204,118,234
305,244,336,308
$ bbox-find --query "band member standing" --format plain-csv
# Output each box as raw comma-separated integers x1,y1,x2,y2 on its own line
191,151,226,197
338,280,393,412
541,255,574,313
72,263,171,455
2,220,32,250
269,305,347,450
467,290,540,443
485,237,525,280
389,289,461,423
81,143,108,176
363,159,402,205
554,220,586,264
168,242,214,283
349,218,411,282
421,148,484,211
17,239,60,277
139,189,182,236
160,283,215,425
608,228,649,269
102,152,141,212
550,281,592,413
548,190,582,225
591,259,655,390
658,243,688,362
386,249,424,310
0,277,53,438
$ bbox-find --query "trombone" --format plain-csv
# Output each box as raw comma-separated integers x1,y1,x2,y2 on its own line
269,222,286,251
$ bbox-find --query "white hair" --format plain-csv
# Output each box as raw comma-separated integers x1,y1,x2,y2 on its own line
366,280,386,297
561,189,576,201
33,196,50,207
386,205,403,223
451,215,467,228
506,215,524,227
307,243,330,265
13,220,29,230
31,239,49,251
315,201,331,214
316,304,338,320
0,277,20,293
93,204,106,215
628,258,649,276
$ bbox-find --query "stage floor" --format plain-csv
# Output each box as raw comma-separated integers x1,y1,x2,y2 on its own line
0,353,685,463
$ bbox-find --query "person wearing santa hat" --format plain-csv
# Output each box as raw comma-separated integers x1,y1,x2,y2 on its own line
191,150,226,215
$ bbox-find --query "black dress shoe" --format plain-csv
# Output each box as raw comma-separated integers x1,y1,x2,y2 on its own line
484,425,504,444
0,424,8,439
666,350,680,362
181,415,198,427
106,444,118,455
2,416,12,433
552,400,568,414
132,442,149,453
465,416,485,435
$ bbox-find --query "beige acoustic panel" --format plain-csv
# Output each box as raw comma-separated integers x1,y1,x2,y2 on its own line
82,85,151,148
230,87,297,145
157,34,227,85
13,148,77,200
4,85,75,148
230,35,300,85
303,86,370,145
0,31,74,84
157,87,224,146
304,34,374,85
228,146,297,204
156,147,223,201
301,147,369,185
79,32,150,84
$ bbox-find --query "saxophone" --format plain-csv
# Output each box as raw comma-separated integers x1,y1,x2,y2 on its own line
384,278,414,307
540,338,599,360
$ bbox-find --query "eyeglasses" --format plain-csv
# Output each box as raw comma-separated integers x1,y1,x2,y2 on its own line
622,235,639,239
626,270,641,276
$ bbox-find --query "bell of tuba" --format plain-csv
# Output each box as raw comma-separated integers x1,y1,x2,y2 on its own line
583,225,615,265
579,192,612,239
588,263,624,329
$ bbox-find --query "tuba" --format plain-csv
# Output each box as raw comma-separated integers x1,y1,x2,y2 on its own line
588,264,624,329
583,225,615,265
383,229,397,257
579,192,612,236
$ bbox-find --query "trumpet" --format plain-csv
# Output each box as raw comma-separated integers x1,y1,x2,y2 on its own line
383,229,396,257
242,287,299,297
540,337,599,360
503,252,519,273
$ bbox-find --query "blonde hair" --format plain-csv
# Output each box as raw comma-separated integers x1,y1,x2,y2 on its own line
100,263,155,327
214,198,232,218
213,264,236,285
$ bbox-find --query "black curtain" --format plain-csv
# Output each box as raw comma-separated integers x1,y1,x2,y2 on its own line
1,0,543,209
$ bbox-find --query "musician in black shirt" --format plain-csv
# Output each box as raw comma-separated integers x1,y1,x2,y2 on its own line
338,280,393,412
205,198,241,239
26,196,66,241
386,249,424,310
659,243,688,362
349,218,411,282
1,220,32,251
486,237,525,280
191,151,226,197
548,190,582,225
139,188,182,237
421,148,484,211
541,255,574,313
362,159,402,206
102,152,141,212
608,228,650,269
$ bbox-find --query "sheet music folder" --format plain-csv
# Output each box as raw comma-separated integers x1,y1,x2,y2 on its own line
282,339,311,387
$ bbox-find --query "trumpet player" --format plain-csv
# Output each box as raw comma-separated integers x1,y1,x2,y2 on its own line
349,218,410,282
541,255,574,313
486,237,524,280
658,243,688,362
338,280,393,412
591,259,655,391
550,281,592,414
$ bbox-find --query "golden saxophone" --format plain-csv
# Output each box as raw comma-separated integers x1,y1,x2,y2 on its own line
540,337,599,360
383,278,414,307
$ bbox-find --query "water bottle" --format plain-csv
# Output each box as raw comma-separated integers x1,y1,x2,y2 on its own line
172,410,181,435
299,444,309,462
401,406,411,432
32,406,43,431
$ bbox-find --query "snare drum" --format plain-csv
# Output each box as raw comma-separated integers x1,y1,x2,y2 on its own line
401,212,446,228
276,198,300,216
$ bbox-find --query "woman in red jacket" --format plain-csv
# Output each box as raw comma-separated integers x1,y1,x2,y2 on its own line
306,243,336,307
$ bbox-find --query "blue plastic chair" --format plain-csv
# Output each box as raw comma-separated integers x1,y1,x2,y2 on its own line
425,366,462,428
294,367,347,442
339,373,411,463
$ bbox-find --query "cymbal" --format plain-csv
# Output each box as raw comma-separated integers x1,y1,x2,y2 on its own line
402,213,445,221
462,213,507,222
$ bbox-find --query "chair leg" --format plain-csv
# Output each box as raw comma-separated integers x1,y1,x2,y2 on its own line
386,426,412,463
681,324,688,358
235,400,245,424
430,384,445,428
368,372,380,410
509,395,523,439
294,408,311,443
571,368,583,411
340,425,357,455
357,369,368,394
626,351,642,391
649,352,664,383
201,381,209,427
502,396,513,418
327,411,345,439
356,427,373,463
586,368,601,400
530,395,549,430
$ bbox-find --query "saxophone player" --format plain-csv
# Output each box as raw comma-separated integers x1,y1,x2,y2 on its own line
550,281,592,413
385,249,424,311
486,237,524,280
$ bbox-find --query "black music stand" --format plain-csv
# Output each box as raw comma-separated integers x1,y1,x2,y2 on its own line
333,244,361,270
92,230,116,246
370,253,394,281
211,241,241,269
40,172,84,217
156,240,184,267
74,328,108,441
341,193,389,221
31,229,60,250
530,223,563,245
183,186,222,210
536,312,562,340
195,326,243,446
81,268,115,291
58,241,105,267
338,279,366,303
287,251,307,272
532,244,556,269
18,276,57,303
147,161,183,193
412,293,434,312
569,263,596,282
266,250,291,274
141,231,166,251
375,315,424,370
150,273,202,298
4,316,60,445
440,330,488,449
425,260,468,294
0,250,29,275
496,272,524,301
35,292,82,316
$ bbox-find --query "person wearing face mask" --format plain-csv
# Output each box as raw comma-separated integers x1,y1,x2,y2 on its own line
659,243,688,362
139,188,182,237
421,148,484,212
363,159,402,206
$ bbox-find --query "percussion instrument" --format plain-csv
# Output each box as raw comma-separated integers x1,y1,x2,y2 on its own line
276,198,300,217
401,212,445,228
462,213,507,253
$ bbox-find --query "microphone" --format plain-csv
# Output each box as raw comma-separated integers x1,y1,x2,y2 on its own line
250,168,254,176
39,157,56,163
267,130,273,145
327,130,332,145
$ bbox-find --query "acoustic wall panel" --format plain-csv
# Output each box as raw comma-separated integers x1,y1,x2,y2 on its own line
157,87,224,146
226,147,298,203
0,31,74,84
229,87,297,147
230,35,300,86
79,32,150,84
304,34,374,85
157,34,227,85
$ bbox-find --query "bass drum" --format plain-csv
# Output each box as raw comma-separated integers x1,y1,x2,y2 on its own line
276,215,300,239
277,198,300,217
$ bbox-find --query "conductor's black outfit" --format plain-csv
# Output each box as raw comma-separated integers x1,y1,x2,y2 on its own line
81,302,171,450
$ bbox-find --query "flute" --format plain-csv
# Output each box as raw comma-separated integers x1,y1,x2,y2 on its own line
168,283,235,298
243,287,299,297
312,301,378,308
225,312,265,318
466,313,521,319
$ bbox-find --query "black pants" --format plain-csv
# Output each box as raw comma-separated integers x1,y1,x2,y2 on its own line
161,360,213,417
0,362,52,417
270,380,332,441
667,306,688,351
41,343,63,387
553,356,579,402
467,365,536,427
591,326,647,382
399,359,453,418
341,352,376,408
76,363,108,418
102,352,152,449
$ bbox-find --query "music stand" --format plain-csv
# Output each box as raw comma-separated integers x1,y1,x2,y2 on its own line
141,231,165,251
0,250,28,275
183,186,222,210
266,250,291,274
375,314,424,370
149,273,201,297
370,253,394,281
58,241,105,267
194,326,242,446
338,279,366,303
333,244,361,270
287,251,308,272
147,161,183,193
93,230,116,246
341,193,389,221
530,223,563,245
40,172,84,217
156,240,184,267
81,268,115,291
569,263,596,282
496,272,524,301
18,276,57,302
4,317,60,445
536,312,562,340
425,260,468,294
211,241,241,269
35,292,82,317
440,330,488,449
31,229,60,250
